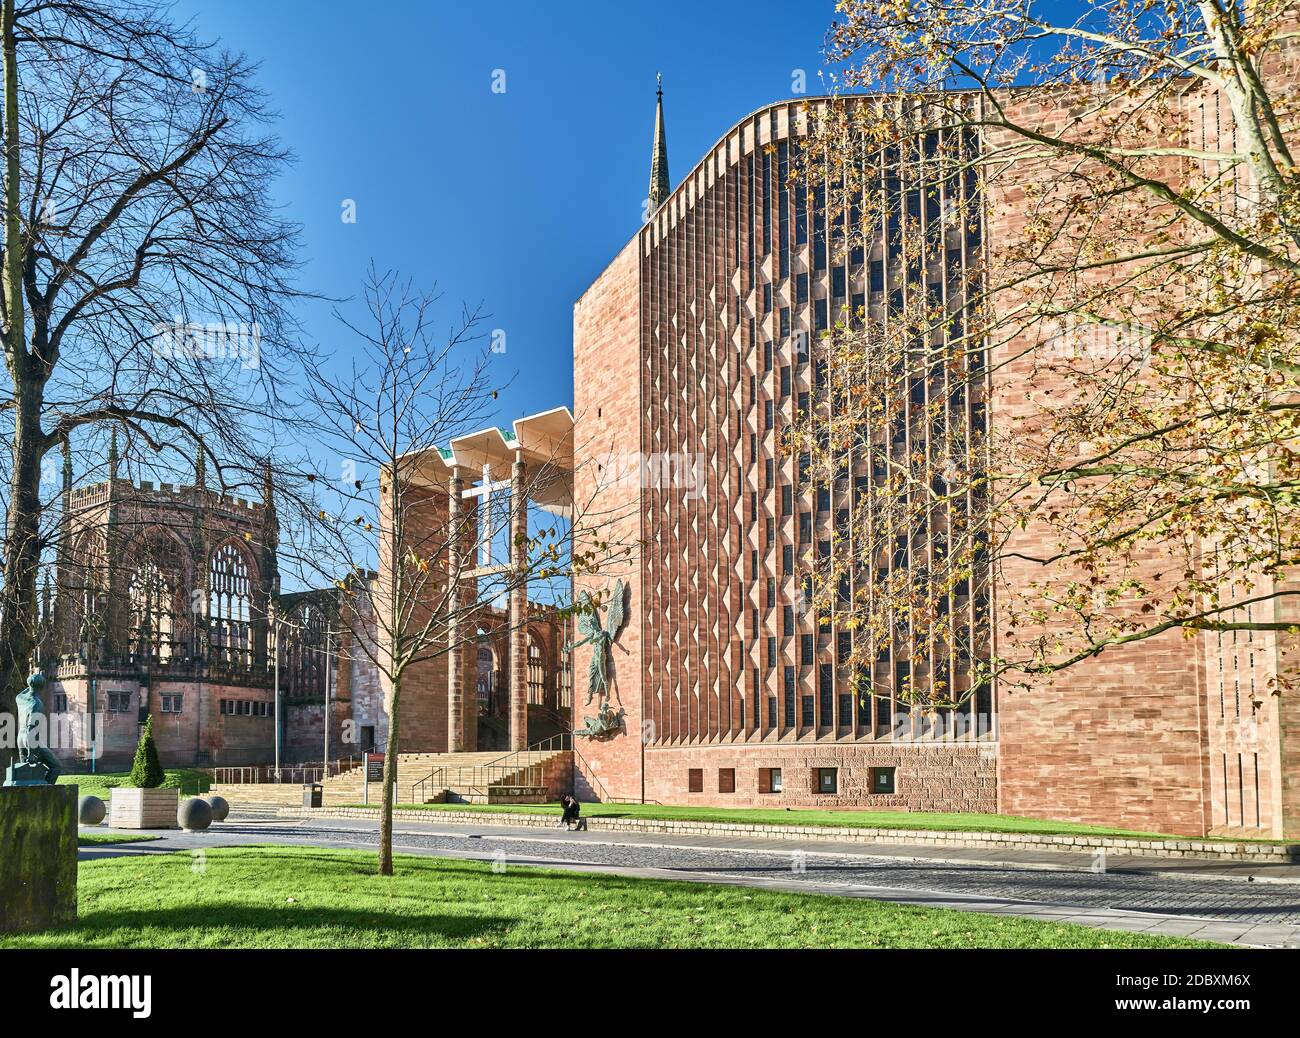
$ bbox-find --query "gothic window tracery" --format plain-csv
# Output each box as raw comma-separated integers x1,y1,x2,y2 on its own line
126,535,183,663
208,542,254,668
281,599,328,701
69,530,108,655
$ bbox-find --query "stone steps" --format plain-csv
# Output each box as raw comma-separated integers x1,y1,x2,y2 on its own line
212,749,571,808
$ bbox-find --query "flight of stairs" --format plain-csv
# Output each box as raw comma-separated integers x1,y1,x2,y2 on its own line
209,749,572,810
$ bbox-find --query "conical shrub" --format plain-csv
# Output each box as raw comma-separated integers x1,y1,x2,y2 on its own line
129,714,165,788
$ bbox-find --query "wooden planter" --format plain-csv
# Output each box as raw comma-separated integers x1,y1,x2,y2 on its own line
109,787,178,829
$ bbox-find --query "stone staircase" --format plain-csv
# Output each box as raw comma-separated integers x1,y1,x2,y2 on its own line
209,749,571,809
412,749,571,805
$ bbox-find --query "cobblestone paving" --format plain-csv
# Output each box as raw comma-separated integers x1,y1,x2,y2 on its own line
225,821,1300,926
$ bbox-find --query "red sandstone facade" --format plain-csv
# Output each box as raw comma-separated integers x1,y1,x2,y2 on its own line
983,71,1300,839
571,93,1300,836
573,101,995,815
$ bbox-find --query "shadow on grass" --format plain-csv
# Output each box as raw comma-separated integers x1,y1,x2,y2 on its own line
41,904,513,947
63,846,641,945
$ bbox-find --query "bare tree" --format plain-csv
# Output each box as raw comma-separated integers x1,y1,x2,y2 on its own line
788,0,1300,703
285,266,626,876
0,0,306,751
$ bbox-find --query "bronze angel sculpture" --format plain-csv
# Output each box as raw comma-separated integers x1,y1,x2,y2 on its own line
564,579,626,706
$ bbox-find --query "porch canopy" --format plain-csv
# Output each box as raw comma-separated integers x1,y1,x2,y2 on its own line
401,406,574,517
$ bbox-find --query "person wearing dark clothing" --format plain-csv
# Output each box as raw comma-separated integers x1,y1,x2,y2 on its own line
559,794,581,829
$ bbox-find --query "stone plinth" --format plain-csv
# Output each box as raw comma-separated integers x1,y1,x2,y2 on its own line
0,784,77,933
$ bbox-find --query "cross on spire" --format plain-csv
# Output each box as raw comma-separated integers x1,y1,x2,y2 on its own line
648,73,670,212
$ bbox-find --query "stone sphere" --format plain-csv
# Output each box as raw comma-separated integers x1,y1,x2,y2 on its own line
205,795,229,822
177,797,213,832
78,794,106,826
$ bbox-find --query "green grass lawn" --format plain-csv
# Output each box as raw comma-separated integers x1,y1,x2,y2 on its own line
0,846,1219,949
346,801,1226,842
77,832,161,846
58,768,212,800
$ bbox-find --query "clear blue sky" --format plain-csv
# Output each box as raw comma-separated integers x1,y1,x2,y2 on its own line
170,0,840,422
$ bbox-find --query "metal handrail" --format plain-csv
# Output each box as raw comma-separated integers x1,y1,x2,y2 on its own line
213,756,357,786
401,734,649,806
478,731,571,771
410,766,444,805
454,735,568,800
403,733,649,806
450,764,545,787
410,763,546,803
567,740,643,804
408,733,572,803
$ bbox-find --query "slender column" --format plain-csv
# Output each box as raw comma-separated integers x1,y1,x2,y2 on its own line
509,454,529,750
447,468,466,752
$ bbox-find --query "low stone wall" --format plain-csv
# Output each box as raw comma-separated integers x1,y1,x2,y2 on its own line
485,788,549,804
274,805,1300,863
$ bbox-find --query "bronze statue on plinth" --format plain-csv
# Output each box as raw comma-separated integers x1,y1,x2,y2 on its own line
4,672,63,786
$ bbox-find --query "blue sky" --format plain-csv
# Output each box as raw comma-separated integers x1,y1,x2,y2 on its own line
170,0,840,422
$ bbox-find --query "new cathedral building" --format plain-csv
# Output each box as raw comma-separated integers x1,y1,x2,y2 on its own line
558,85,1300,840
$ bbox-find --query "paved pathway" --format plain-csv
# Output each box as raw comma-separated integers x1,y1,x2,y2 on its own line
79,813,1300,948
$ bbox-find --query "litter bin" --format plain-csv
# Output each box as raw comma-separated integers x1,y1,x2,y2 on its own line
303,783,323,808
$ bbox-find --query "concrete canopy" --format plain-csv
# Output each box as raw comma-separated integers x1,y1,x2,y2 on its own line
399,406,574,517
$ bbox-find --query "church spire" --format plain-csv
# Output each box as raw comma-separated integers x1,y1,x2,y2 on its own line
648,73,670,212
107,429,119,480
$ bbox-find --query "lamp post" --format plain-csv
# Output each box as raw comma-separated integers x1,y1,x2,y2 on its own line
273,614,281,782
323,623,332,780
89,676,97,775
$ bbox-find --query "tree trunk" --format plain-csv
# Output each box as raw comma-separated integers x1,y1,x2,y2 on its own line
0,0,31,771
0,382,41,717
377,672,400,876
